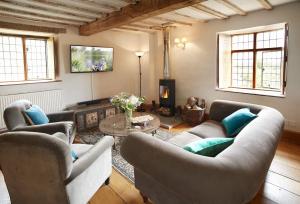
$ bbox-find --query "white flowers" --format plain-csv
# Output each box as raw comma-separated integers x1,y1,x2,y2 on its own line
129,95,140,106
111,92,145,111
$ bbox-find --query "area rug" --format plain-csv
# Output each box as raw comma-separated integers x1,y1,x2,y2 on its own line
78,129,176,183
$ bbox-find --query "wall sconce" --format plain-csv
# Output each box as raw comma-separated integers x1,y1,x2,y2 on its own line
174,37,187,49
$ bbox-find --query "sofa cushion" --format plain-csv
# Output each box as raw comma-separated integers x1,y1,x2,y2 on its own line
187,120,226,139
222,108,257,137
167,131,201,148
183,138,234,157
71,150,79,162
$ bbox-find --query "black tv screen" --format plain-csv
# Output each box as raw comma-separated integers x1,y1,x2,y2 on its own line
70,45,113,73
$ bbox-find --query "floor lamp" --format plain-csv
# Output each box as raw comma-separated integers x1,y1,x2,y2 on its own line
135,51,145,111
135,51,144,97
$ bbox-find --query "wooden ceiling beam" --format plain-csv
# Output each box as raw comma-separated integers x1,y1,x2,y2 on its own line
172,12,206,23
118,26,153,33
191,4,228,19
92,0,129,7
0,9,83,26
138,21,162,27
0,21,66,33
48,0,118,13
150,17,193,26
129,24,161,30
216,0,247,16
79,0,204,35
257,0,272,10
0,1,93,22
119,0,136,4
9,0,102,18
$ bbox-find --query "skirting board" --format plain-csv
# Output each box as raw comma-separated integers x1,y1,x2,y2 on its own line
281,130,300,145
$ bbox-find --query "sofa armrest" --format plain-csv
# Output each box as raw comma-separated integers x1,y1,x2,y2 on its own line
47,111,75,123
14,122,70,135
66,136,114,183
121,132,243,203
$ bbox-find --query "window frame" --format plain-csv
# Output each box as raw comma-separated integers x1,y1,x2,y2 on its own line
0,33,55,84
217,24,288,96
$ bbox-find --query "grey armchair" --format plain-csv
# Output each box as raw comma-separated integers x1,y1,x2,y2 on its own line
3,99,76,144
0,131,114,204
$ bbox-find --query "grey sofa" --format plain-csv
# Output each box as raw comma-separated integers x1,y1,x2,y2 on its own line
0,131,114,204
121,100,284,204
3,100,76,144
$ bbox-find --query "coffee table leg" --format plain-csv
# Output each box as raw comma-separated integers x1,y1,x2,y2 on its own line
113,136,116,150
152,130,157,136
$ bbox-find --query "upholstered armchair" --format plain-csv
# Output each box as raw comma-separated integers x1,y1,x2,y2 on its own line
3,99,76,144
0,131,114,204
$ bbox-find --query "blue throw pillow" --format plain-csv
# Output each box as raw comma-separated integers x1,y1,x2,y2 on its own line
24,105,49,125
222,108,257,137
71,150,78,162
183,138,234,157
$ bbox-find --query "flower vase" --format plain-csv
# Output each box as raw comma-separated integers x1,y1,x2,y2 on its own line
125,109,133,129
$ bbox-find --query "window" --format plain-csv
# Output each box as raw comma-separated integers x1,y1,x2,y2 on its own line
0,34,55,83
217,23,288,96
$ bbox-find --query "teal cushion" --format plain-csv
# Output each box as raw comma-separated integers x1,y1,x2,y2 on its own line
24,105,49,125
71,150,78,162
222,108,257,137
183,138,234,157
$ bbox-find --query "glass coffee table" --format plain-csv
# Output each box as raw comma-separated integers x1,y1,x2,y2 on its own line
99,112,160,148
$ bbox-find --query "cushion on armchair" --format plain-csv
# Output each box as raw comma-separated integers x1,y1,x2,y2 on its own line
24,105,49,125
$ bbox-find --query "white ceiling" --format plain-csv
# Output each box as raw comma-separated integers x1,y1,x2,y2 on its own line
0,0,298,33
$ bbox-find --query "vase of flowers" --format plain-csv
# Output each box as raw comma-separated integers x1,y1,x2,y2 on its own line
111,93,145,128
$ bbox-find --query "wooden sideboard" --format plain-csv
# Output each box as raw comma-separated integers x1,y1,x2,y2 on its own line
65,99,118,132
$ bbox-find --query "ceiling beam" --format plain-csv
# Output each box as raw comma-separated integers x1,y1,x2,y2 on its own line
119,0,136,4
79,0,204,35
191,4,228,19
118,26,153,33
0,1,93,22
111,28,150,34
216,0,246,16
128,24,161,30
0,10,83,26
0,21,66,33
137,21,162,27
48,0,118,13
92,0,129,7
172,12,206,23
9,0,102,18
152,17,193,26
257,0,272,10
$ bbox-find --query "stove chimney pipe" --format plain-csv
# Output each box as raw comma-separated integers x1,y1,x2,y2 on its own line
163,27,170,79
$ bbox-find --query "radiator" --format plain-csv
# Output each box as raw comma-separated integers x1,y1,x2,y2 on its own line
0,89,64,129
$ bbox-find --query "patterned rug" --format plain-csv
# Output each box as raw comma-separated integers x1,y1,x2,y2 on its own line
78,129,176,182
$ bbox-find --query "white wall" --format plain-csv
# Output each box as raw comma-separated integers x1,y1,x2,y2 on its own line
1,2,299,132
168,2,300,132
0,18,154,106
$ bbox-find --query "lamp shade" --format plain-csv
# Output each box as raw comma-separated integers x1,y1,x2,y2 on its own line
135,51,144,57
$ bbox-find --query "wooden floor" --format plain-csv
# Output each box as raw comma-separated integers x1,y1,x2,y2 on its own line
89,124,300,204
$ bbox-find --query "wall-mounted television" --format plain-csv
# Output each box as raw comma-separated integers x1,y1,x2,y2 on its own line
70,45,113,73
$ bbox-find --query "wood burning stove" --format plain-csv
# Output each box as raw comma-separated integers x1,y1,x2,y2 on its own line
159,79,175,116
